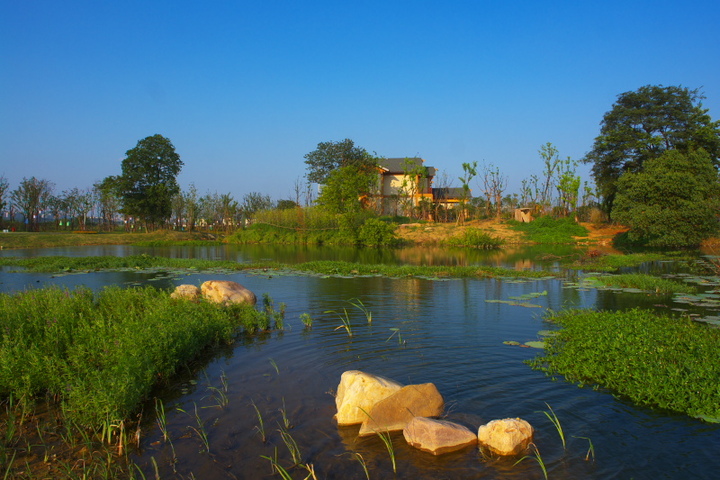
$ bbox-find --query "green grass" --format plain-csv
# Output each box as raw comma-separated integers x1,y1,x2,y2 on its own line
570,252,681,272
0,255,559,279
0,285,272,428
528,308,720,421
592,273,696,294
445,228,505,248
509,216,589,244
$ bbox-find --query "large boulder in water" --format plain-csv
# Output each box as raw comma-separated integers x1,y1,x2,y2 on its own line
201,280,257,306
335,371,403,426
403,417,477,455
358,383,444,436
477,418,534,456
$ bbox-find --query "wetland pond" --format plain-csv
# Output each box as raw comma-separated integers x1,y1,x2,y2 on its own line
2,244,720,479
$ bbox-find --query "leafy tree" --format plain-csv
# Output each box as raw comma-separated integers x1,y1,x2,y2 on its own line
611,149,720,246
183,184,200,231
62,187,95,230
118,134,183,229
584,85,720,209
10,177,54,231
316,164,377,216
94,176,122,231
304,139,378,184
276,199,298,210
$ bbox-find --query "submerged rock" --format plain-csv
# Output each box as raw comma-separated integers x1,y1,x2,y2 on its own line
403,417,477,455
170,284,201,301
477,418,534,456
335,370,403,426
200,280,257,306
358,383,444,436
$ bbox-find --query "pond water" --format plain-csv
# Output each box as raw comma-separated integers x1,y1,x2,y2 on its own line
1,245,719,479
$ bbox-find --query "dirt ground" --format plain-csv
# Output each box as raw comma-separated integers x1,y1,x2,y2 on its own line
396,220,630,246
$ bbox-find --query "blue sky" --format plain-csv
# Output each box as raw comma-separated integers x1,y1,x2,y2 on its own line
2,0,719,202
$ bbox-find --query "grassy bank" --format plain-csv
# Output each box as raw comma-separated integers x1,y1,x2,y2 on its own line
0,255,559,279
529,308,720,421
0,230,218,249
0,286,273,427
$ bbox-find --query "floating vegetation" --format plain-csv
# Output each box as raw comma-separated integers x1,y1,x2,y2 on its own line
529,308,720,421
564,273,696,295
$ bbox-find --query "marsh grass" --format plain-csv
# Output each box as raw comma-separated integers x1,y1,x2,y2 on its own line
542,403,565,450
529,308,720,420
348,297,373,324
326,307,354,337
514,443,548,480
445,228,504,248
0,255,558,280
593,273,696,294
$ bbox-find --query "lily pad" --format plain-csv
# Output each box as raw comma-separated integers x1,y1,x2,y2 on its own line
524,341,545,349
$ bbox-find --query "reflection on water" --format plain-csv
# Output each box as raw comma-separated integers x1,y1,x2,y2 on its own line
1,245,719,479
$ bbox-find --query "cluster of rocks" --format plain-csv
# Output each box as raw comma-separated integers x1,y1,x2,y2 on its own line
170,280,257,306
335,370,534,456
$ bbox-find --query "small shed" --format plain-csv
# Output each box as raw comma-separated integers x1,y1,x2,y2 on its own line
514,208,533,223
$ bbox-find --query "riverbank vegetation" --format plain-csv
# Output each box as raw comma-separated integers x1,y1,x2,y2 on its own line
508,216,589,244
0,285,280,478
529,308,720,421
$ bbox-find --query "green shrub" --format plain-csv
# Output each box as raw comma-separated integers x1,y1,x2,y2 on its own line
445,228,504,248
509,216,588,243
358,218,399,247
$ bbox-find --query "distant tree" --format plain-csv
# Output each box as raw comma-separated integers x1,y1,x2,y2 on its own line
611,149,720,246
242,192,273,220
0,175,9,228
304,139,378,184
183,184,200,231
479,163,507,220
11,177,54,231
62,187,94,230
118,134,183,229
456,161,477,225
584,85,720,210
276,199,298,210
556,158,581,219
94,176,122,231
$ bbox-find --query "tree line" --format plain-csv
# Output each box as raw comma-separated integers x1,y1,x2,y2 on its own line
1,84,719,246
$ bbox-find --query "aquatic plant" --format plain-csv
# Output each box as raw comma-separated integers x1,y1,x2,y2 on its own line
251,400,267,443
529,308,720,420
325,307,354,337
542,403,565,450
348,297,373,324
300,313,313,328
514,443,548,480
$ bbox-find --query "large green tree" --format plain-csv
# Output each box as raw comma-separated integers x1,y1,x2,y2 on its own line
304,138,378,184
118,134,183,228
316,164,378,216
611,149,720,247
584,85,720,210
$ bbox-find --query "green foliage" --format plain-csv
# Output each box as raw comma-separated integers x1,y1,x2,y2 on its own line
0,286,269,427
529,308,720,420
316,164,378,216
584,85,720,208
357,218,399,247
509,216,588,243
303,138,378,184
570,252,672,272
611,149,720,246
10,177,54,231
445,228,504,248
119,134,183,227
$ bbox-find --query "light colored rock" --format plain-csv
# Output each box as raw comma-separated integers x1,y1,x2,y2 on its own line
170,284,201,301
335,371,403,426
403,417,477,455
200,280,257,306
477,418,534,456
358,383,444,436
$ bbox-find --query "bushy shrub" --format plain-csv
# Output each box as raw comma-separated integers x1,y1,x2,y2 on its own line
446,228,504,248
358,218,399,247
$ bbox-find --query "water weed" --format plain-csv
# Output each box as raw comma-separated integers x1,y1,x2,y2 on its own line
300,313,313,328
514,443,548,480
542,403,565,449
348,297,373,324
529,308,720,420
251,400,267,443
573,436,595,462
326,307,354,337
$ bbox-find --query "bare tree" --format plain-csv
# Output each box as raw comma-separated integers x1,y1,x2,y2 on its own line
11,177,54,231
480,163,508,220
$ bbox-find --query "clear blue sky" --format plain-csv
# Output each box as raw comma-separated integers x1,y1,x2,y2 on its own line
2,0,719,201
